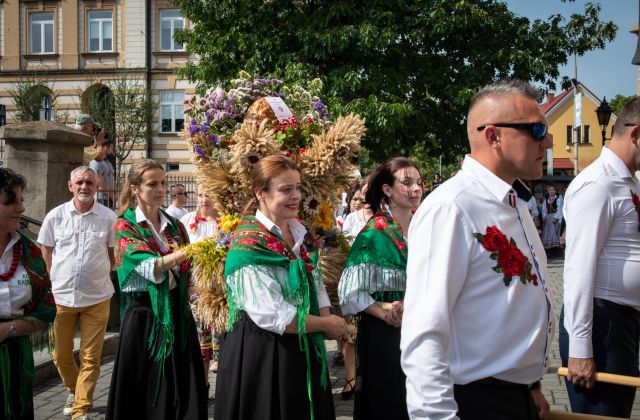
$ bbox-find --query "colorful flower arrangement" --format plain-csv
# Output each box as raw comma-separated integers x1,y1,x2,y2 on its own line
182,72,366,329
183,71,329,161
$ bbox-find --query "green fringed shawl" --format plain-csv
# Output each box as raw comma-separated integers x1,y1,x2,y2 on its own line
114,209,191,364
224,216,327,420
0,233,55,419
341,213,408,304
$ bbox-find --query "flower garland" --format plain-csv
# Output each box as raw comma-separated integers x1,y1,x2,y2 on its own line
473,226,538,287
0,241,21,282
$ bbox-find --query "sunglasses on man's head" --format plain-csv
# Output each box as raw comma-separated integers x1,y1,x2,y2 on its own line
476,122,548,141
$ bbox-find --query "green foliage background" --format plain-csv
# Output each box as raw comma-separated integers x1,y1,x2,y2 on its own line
173,0,617,168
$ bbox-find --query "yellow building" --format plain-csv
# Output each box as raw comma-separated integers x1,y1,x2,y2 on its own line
540,82,616,175
0,0,198,173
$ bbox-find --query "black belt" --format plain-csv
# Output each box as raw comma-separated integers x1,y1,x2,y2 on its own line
468,377,536,389
594,298,640,320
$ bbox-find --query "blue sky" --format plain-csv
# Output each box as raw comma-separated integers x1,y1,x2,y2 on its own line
504,0,638,101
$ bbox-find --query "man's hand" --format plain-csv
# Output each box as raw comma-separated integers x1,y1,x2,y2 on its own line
567,357,596,388
530,388,550,420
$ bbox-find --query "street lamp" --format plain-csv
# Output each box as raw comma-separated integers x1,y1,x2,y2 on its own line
595,97,613,146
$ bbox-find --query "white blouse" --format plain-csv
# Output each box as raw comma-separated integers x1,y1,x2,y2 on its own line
0,232,31,318
226,210,331,335
180,211,218,243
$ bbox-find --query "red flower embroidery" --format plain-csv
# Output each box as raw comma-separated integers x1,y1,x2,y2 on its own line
631,190,640,232
473,226,538,287
28,242,41,257
481,226,510,253
373,216,388,230
117,237,130,253
393,239,406,250
267,237,285,254
240,237,256,245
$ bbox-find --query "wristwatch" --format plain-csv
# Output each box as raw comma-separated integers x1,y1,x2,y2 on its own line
7,323,16,337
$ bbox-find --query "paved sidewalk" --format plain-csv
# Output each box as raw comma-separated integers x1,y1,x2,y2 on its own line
32,257,640,419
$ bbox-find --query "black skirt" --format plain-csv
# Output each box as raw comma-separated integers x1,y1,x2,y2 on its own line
354,312,408,420
106,292,207,420
0,336,34,420
214,311,335,420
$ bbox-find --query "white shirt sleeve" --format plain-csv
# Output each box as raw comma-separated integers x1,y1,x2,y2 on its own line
338,264,375,315
227,265,297,335
401,202,470,420
316,279,331,309
37,211,56,247
555,195,564,222
528,197,539,218
563,182,613,358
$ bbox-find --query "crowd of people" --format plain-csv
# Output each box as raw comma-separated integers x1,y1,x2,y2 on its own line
1,79,640,420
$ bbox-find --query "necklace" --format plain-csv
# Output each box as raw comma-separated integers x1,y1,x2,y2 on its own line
0,241,21,282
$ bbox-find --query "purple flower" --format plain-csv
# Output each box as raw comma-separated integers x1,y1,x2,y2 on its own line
200,125,207,135
209,134,220,145
194,146,206,156
189,124,199,137
314,101,328,118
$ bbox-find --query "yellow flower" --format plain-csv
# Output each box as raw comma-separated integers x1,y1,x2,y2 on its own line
219,214,241,232
315,200,334,231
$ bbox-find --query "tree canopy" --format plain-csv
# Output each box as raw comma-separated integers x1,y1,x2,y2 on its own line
174,0,617,163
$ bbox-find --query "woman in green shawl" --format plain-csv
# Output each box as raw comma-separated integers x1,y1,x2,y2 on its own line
0,168,55,420
338,157,423,420
106,159,207,420
215,155,347,420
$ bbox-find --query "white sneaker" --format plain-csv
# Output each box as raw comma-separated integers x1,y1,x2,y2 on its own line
74,415,91,420
62,392,75,416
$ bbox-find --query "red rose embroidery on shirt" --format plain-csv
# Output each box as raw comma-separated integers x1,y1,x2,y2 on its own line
474,225,539,287
631,190,640,232
373,216,388,230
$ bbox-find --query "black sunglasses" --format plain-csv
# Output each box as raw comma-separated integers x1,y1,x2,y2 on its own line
476,122,548,141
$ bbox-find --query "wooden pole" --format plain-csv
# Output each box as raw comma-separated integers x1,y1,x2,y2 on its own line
557,367,640,388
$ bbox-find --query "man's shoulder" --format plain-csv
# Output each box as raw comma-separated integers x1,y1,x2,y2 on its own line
43,201,71,221
566,159,624,199
424,173,478,207
92,202,117,219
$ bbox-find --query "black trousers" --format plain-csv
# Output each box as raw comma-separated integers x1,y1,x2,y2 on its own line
454,381,539,420
559,301,640,417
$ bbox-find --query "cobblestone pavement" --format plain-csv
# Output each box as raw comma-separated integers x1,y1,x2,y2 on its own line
33,257,640,419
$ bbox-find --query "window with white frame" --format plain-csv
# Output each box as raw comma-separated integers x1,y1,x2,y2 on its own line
160,91,185,133
88,10,113,52
159,10,184,52
30,12,54,54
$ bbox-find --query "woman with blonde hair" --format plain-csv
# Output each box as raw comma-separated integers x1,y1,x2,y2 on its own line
215,154,347,420
106,159,207,419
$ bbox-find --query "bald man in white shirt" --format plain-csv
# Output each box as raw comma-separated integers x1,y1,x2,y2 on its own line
401,80,554,420
560,97,640,418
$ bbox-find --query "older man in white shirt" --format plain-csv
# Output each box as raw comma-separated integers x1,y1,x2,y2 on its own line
38,166,116,419
560,97,640,418
401,80,554,420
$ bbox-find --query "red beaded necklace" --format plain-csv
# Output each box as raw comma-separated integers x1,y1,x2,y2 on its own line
0,241,21,282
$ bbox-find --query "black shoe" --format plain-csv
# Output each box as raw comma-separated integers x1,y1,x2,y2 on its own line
341,377,355,400
332,352,344,367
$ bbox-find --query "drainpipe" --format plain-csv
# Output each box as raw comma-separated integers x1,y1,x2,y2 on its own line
145,0,153,159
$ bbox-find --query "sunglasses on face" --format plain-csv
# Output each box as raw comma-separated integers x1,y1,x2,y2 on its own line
476,122,548,141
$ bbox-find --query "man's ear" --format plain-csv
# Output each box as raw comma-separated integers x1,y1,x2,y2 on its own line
484,126,500,149
630,126,640,144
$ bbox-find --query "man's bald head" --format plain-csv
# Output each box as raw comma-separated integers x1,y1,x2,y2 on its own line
467,80,541,147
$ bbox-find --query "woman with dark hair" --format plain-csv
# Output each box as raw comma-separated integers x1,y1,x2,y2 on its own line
215,154,347,420
338,157,423,420
0,168,55,420
106,159,207,419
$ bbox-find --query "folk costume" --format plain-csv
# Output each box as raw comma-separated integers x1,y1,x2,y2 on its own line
541,193,563,249
338,212,409,420
0,232,55,420
106,208,207,420
214,211,334,420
